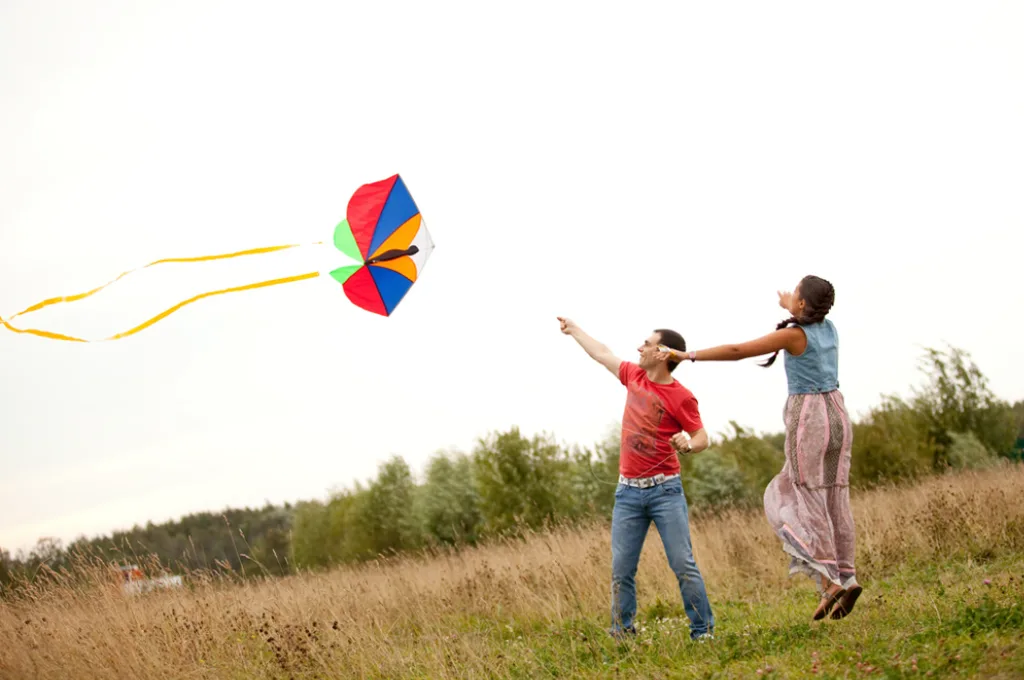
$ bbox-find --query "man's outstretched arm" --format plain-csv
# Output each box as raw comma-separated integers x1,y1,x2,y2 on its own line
558,317,622,377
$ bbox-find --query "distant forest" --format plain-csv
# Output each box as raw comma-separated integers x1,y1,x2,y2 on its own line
3,345,1021,594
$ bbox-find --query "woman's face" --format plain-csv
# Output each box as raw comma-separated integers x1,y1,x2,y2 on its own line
787,282,807,318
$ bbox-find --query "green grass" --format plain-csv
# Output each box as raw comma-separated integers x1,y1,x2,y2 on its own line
398,555,1024,679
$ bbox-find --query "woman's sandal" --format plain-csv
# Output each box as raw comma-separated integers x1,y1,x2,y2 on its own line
812,586,846,621
830,584,863,620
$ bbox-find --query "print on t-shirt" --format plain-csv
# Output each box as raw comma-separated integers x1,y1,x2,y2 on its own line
617,361,704,479
623,383,666,456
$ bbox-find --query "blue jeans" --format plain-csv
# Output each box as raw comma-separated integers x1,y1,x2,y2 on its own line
610,477,715,639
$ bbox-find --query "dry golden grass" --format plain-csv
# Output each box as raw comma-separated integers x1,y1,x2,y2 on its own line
3,464,1024,679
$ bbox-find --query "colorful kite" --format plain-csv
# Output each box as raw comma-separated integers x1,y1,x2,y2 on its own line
330,174,434,317
0,174,434,343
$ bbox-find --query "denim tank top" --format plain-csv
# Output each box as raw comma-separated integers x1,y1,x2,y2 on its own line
783,319,839,395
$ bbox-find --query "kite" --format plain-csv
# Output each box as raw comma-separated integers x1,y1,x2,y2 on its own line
0,174,434,343
330,173,434,317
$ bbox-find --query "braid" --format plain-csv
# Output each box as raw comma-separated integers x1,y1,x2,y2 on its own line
760,275,835,369
760,316,797,367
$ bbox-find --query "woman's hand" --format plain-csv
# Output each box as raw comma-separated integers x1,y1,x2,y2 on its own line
777,290,794,311
656,345,685,363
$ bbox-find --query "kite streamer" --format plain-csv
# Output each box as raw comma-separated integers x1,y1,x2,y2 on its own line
0,246,322,342
0,174,434,343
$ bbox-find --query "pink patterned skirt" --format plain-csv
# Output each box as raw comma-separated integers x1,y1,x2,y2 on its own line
763,390,857,589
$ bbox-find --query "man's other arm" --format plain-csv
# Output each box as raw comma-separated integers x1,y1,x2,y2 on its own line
673,428,709,454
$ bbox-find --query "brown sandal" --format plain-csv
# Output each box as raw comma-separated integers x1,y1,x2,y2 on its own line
830,584,863,619
813,586,845,621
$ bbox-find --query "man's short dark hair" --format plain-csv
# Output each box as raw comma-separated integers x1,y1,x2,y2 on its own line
654,328,686,372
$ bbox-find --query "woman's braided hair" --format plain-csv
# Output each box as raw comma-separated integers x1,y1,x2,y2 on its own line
760,275,835,368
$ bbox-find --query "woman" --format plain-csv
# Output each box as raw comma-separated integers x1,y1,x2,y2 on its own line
661,275,860,621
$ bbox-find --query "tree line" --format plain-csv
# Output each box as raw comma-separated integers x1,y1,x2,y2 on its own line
2,345,1021,594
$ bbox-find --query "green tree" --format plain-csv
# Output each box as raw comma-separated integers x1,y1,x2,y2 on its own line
1012,401,1024,461
912,345,1017,460
31,537,66,570
472,427,575,534
762,432,786,454
290,500,330,569
0,549,15,593
325,488,373,563
250,526,291,575
565,427,622,520
421,449,483,546
356,456,424,557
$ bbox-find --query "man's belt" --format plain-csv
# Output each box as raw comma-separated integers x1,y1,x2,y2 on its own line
618,473,680,489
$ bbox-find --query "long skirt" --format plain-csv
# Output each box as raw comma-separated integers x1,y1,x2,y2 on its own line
763,390,857,589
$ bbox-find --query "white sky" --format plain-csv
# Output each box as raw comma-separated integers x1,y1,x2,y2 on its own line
2,1,1022,556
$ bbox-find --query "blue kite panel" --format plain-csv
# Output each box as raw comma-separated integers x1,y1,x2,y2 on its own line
369,175,419,256
369,264,415,315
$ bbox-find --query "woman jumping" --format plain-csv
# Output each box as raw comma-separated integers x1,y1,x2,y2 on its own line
660,275,861,621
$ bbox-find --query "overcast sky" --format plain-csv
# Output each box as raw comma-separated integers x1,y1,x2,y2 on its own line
2,1,1021,556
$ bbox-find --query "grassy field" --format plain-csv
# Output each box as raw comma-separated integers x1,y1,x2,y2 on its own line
3,465,1024,679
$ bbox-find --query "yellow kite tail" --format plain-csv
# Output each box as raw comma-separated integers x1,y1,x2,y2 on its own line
1,271,321,342
107,271,321,341
1,242,324,343
4,242,322,325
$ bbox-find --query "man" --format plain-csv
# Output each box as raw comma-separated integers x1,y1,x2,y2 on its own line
558,317,715,641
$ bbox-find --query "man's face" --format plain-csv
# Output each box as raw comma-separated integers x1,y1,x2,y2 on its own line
636,332,664,370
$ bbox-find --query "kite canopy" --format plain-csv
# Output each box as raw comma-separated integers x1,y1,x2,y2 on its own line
329,174,434,316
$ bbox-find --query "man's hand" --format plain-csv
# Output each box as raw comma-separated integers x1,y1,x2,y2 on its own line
670,432,693,454
671,428,708,455
558,316,578,335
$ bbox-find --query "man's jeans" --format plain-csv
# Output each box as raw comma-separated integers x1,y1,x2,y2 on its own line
610,476,715,639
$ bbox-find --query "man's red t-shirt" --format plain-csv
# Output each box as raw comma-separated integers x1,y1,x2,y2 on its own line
618,361,704,478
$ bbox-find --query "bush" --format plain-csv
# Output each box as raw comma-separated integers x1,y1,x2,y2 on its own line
683,452,748,510
943,431,998,471
851,397,937,485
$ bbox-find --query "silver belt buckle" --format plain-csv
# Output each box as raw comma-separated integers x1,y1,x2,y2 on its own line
640,473,666,489
620,473,673,488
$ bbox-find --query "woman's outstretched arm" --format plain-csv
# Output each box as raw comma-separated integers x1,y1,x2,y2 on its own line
663,326,807,363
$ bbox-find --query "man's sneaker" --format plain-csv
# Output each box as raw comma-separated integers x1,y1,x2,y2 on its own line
608,625,637,640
